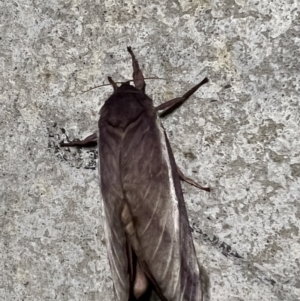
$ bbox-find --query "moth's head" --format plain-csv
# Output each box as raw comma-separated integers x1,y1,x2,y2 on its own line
107,54,146,92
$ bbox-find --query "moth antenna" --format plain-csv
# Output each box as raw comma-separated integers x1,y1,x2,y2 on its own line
81,77,166,93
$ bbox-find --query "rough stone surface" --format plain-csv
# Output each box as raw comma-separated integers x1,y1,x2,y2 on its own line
1,0,300,300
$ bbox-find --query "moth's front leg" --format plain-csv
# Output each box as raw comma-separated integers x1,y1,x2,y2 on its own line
127,46,146,92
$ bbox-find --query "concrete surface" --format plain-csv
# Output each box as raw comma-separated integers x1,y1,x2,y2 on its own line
1,0,299,300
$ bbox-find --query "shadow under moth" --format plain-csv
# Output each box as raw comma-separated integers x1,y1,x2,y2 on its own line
61,47,210,301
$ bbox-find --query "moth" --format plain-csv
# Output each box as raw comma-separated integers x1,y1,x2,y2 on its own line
61,47,210,301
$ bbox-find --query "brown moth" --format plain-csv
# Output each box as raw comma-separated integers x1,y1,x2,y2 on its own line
61,47,209,301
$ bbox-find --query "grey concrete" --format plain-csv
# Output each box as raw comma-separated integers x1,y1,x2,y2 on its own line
1,0,299,300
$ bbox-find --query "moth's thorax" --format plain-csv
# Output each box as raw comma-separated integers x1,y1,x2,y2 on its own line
99,84,155,129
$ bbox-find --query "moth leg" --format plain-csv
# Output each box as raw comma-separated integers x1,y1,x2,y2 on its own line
177,166,210,192
108,76,118,91
127,46,146,92
60,132,97,147
156,77,209,117
134,261,149,299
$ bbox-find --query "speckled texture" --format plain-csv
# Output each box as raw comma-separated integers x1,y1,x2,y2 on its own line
1,0,299,300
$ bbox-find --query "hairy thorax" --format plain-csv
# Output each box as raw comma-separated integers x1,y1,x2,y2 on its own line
100,84,154,130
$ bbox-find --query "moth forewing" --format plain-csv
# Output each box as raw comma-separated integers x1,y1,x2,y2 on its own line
156,119,180,234
60,47,209,301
